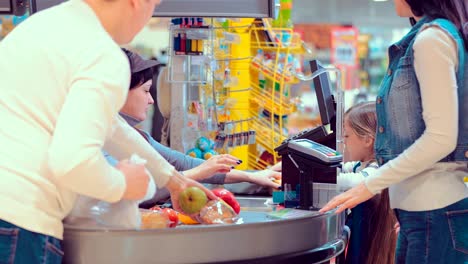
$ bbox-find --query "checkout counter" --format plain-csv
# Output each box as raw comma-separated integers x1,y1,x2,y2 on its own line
62,149,348,264
62,59,348,264
14,1,348,263
62,199,347,264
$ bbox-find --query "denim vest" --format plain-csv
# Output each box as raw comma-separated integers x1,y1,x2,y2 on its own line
375,17,467,165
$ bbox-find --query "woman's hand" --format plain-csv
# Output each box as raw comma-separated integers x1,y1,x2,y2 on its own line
269,161,282,172
185,154,241,181
319,182,375,214
246,170,281,189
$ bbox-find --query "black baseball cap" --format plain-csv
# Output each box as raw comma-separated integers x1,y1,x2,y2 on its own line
122,48,160,74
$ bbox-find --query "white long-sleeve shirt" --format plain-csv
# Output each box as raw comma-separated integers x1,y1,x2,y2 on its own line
338,161,379,191
0,0,175,239
365,27,468,211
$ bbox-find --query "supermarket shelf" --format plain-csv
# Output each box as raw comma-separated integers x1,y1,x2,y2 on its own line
249,110,287,153
250,61,298,84
247,152,270,170
249,84,296,117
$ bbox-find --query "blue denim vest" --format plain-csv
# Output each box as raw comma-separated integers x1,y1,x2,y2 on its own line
375,17,467,165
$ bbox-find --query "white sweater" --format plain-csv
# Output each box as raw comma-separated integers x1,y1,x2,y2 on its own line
0,0,175,239
365,27,468,211
338,161,378,191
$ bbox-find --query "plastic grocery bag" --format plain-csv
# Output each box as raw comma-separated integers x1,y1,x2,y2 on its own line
197,199,240,225
64,154,156,229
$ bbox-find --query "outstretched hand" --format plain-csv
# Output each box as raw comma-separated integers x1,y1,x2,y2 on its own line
319,182,374,214
247,170,281,189
186,154,241,181
269,161,282,172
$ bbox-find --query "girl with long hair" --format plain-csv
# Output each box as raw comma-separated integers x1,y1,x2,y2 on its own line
339,102,397,264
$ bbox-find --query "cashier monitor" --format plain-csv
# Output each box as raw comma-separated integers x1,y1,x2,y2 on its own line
310,60,336,131
276,59,340,187
286,60,341,166
275,59,337,154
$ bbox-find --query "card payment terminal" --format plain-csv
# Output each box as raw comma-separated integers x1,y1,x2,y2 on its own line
287,139,342,164
280,139,342,210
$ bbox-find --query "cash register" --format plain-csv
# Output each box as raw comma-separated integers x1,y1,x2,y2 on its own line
275,59,342,210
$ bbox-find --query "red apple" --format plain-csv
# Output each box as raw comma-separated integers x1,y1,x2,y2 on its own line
211,188,241,214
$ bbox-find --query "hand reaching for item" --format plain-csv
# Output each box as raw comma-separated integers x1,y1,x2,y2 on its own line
319,182,374,214
247,169,281,189
165,171,218,214
186,154,241,181
269,161,282,172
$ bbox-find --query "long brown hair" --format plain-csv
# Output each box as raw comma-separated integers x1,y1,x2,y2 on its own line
366,190,398,264
405,0,468,49
345,102,377,141
345,102,398,264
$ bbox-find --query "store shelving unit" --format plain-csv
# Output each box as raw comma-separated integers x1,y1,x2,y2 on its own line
165,17,308,170
166,19,254,162
247,20,303,170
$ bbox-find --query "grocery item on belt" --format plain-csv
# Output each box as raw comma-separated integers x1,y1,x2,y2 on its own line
140,209,170,229
198,199,238,224
211,188,241,214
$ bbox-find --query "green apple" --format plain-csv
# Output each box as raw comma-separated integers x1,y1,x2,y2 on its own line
178,186,208,214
